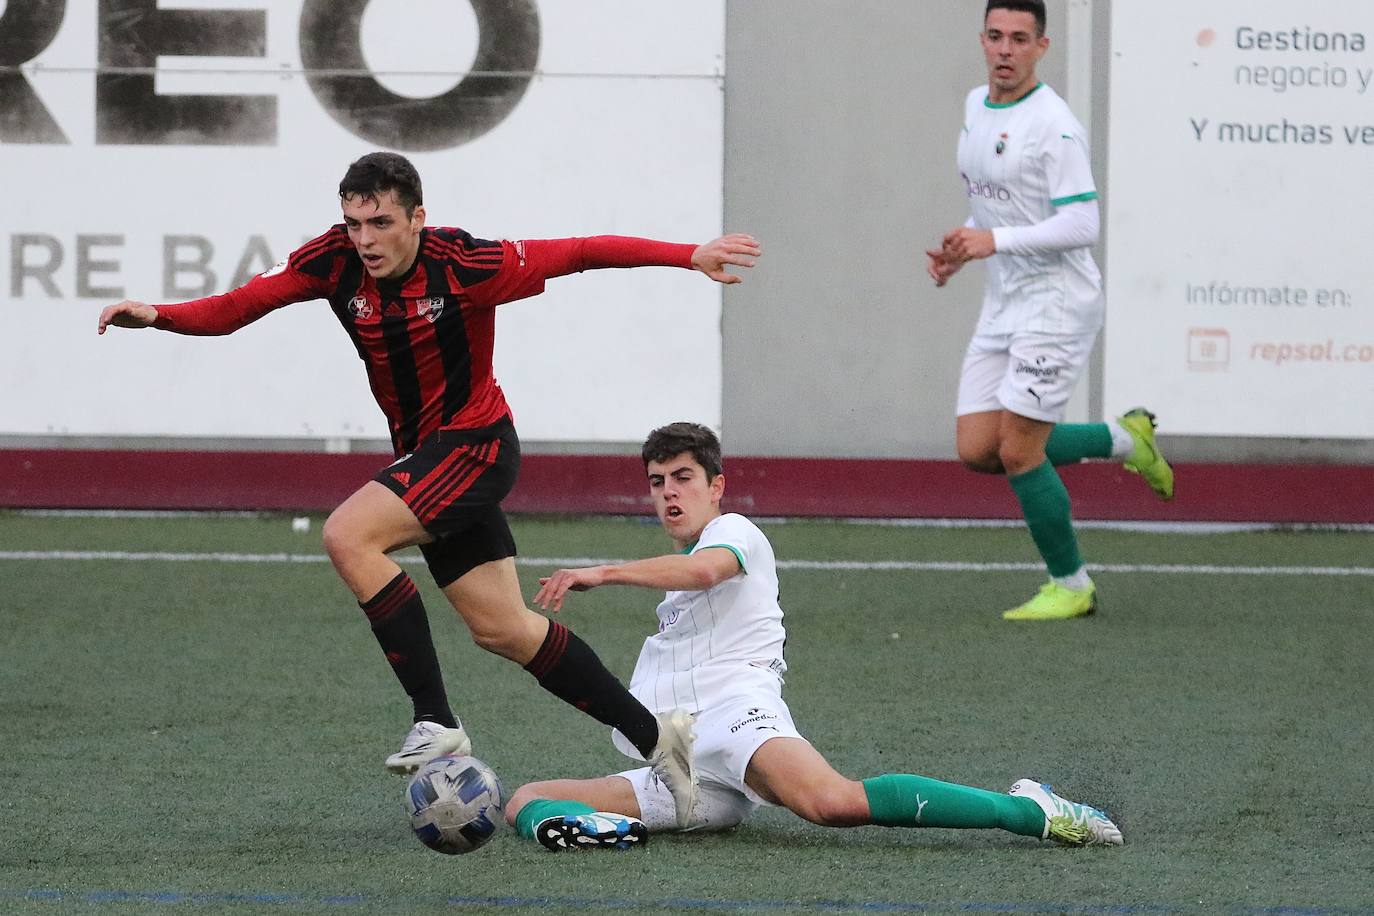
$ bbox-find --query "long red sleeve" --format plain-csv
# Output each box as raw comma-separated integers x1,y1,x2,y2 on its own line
151,264,331,336
527,236,696,275
464,236,696,308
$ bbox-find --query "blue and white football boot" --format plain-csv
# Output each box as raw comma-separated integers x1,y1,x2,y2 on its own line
1008,778,1123,846
536,812,649,851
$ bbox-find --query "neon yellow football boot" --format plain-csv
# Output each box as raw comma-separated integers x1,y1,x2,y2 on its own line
1117,407,1174,501
1002,582,1097,621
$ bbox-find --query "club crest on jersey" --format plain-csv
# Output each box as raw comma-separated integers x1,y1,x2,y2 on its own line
415,297,445,323
348,296,374,320
996,132,1008,155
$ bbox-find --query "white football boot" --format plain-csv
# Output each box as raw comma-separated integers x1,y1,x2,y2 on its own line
536,812,649,851
385,720,471,774
1008,778,1123,846
648,709,698,828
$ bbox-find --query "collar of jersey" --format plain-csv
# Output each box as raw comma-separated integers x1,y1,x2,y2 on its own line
679,541,697,555
984,82,1043,109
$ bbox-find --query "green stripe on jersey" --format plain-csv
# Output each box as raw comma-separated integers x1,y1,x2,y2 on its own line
983,82,1043,109
699,543,747,574
1051,191,1098,207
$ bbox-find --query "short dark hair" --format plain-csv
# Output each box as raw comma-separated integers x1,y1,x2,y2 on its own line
985,0,1046,36
338,152,423,215
642,422,723,479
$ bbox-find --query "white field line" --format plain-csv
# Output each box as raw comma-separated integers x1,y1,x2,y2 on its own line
1,550,1371,577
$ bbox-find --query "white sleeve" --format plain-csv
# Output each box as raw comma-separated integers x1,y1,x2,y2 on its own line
992,121,1099,254
1044,125,1098,207
992,199,1100,255
694,514,752,574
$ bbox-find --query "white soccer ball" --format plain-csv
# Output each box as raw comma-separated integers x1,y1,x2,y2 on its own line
404,754,504,855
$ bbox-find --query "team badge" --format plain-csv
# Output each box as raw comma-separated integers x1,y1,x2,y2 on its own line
348,296,373,319
415,297,445,323
996,132,1008,155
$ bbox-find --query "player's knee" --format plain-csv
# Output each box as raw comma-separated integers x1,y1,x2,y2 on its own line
958,446,1003,475
997,441,1042,476
320,511,355,566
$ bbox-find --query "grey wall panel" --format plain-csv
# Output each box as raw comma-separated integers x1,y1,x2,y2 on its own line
723,1,1066,458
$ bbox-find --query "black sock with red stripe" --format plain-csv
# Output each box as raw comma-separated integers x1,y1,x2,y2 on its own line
360,571,457,728
524,620,659,758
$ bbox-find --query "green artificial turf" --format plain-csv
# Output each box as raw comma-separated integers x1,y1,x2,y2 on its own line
1,512,1372,914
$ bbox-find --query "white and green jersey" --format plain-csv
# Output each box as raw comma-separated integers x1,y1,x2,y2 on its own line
622,513,787,722
958,82,1104,335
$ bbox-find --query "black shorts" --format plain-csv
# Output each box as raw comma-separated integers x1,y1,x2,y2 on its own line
374,415,520,588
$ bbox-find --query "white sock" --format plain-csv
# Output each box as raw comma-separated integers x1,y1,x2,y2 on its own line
1052,567,1093,591
1108,420,1135,459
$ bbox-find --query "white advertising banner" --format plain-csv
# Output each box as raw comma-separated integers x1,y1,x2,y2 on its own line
1,0,725,443
1106,1,1374,438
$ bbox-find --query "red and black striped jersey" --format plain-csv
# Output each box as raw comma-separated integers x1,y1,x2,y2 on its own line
151,226,695,456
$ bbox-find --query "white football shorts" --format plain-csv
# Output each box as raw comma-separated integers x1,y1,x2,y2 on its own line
614,692,804,832
955,329,1098,423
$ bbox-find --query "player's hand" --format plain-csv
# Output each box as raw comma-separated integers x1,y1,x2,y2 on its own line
534,566,608,613
97,300,158,335
925,247,965,287
941,227,996,262
692,233,760,284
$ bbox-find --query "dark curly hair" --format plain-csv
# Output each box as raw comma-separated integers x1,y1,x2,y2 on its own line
338,152,423,216
641,422,723,479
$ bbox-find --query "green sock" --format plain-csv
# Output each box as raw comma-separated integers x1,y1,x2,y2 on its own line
1008,461,1084,578
513,798,597,840
862,774,1045,838
1045,423,1112,466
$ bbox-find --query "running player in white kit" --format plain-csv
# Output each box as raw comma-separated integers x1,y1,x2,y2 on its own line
928,0,1174,621
503,422,1122,850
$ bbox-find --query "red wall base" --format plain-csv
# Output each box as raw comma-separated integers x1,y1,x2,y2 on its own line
2,449,1371,523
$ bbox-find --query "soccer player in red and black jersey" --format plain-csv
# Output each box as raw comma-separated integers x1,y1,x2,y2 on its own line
97,151,759,827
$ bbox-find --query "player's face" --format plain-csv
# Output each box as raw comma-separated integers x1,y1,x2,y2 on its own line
980,9,1049,102
341,190,425,280
646,452,724,546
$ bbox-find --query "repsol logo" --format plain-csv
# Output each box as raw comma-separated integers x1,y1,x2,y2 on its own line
962,173,1012,201
0,0,539,150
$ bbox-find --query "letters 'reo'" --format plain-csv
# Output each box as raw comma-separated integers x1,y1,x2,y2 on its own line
299,0,539,152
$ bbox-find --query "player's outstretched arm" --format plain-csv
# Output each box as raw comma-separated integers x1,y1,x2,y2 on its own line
535,549,740,613
97,300,158,335
691,233,761,284
534,566,610,613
